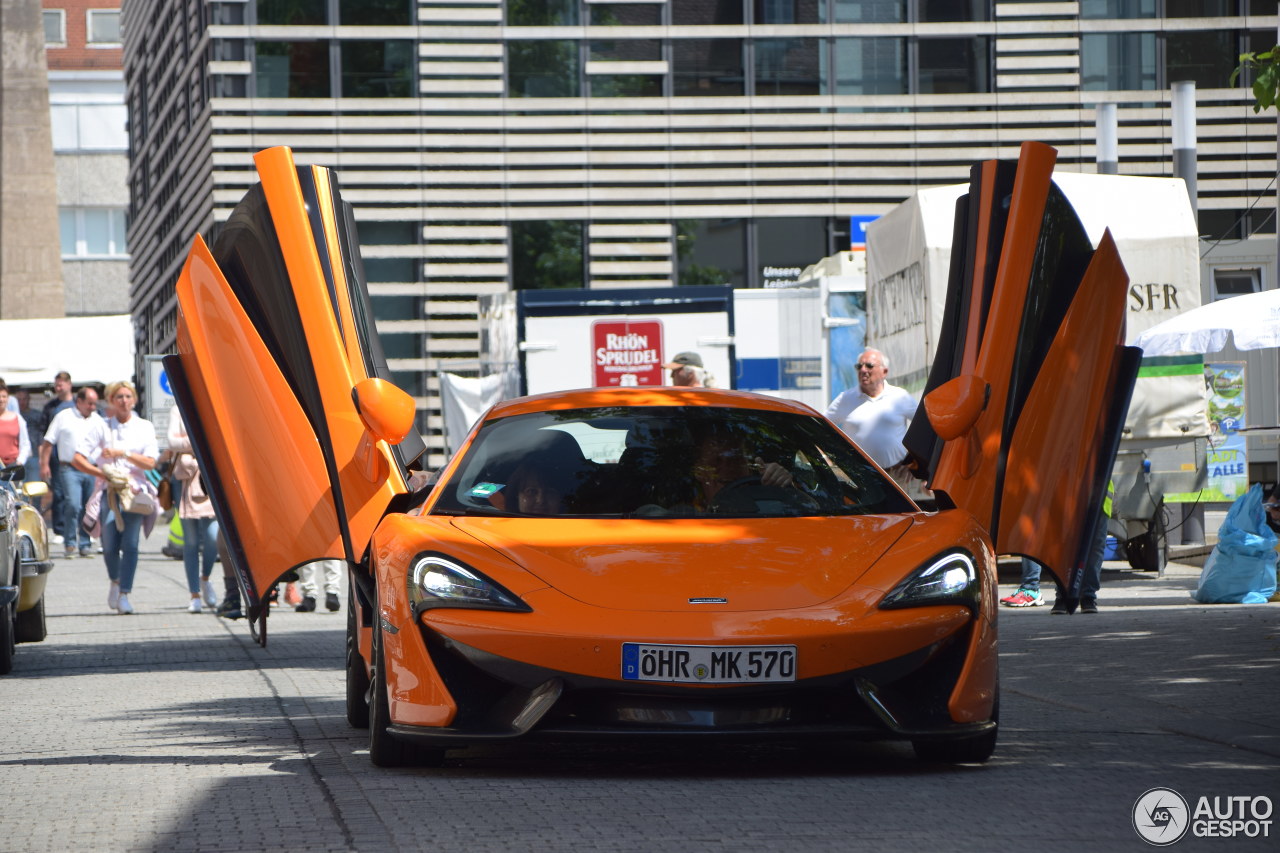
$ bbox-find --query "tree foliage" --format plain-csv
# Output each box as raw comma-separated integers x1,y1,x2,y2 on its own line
1231,45,1280,113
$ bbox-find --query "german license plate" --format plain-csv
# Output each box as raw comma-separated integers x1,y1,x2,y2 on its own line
621,643,797,684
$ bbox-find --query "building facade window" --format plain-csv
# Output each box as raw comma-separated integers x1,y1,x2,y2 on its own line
755,38,823,96
508,0,581,26
339,0,412,25
1079,0,1157,16
834,37,907,95
1081,32,1157,90
1083,28,1251,91
673,39,745,96
757,218,828,286
918,0,989,21
587,3,661,26
59,208,129,258
511,221,585,289
755,0,823,24
51,104,130,152
833,0,989,22
256,41,331,97
86,9,122,45
1166,29,1238,90
833,0,905,21
674,1,746,25
257,0,326,25
340,41,414,97
509,41,581,97
1211,268,1261,300
677,219,747,287
43,9,66,46
212,2,246,25
918,37,990,94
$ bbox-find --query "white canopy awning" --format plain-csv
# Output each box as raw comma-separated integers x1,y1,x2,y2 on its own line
0,314,135,386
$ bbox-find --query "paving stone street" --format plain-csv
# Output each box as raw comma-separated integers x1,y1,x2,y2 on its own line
2,540,1278,853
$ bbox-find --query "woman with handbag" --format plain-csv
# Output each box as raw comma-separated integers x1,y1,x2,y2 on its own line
167,404,219,613
72,380,159,615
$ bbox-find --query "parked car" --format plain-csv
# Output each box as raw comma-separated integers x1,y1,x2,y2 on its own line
1,464,53,674
165,142,1133,766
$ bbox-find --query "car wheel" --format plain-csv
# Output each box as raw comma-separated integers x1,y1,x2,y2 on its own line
912,691,999,764
15,596,46,643
368,604,445,768
0,598,15,676
345,586,370,729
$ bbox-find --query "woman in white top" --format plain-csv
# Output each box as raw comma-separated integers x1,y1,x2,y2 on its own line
73,381,159,615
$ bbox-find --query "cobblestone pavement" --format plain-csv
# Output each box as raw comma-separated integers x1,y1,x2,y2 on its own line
2,539,1277,853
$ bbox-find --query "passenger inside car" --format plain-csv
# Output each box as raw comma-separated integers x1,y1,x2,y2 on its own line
508,462,565,515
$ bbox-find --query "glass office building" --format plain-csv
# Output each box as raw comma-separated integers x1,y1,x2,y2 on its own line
122,0,1279,463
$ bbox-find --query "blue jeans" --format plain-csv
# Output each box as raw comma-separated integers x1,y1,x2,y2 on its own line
1078,520,1106,601
182,517,219,594
101,504,145,594
57,465,94,550
1026,521,1106,601
1018,558,1040,592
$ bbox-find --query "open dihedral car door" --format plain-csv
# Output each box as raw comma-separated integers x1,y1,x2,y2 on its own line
164,146,426,631
904,142,1142,595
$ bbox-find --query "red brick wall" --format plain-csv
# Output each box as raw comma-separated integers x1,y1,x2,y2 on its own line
44,0,123,71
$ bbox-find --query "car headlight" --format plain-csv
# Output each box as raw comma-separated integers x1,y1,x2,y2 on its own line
879,550,979,612
408,553,531,615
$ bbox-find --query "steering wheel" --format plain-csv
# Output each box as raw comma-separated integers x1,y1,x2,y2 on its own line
718,475,763,493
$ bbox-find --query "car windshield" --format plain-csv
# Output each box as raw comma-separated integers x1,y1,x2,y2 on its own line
431,405,915,519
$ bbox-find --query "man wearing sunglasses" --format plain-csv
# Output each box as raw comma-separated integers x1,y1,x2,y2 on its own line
823,348,917,472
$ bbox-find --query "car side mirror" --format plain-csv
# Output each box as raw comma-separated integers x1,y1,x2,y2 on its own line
924,374,990,441
352,378,416,445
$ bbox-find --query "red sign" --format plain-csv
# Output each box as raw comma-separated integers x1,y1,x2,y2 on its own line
592,320,664,387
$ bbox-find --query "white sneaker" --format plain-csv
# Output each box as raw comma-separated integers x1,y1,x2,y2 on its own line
188,598,202,613
108,583,120,611
117,593,133,615
201,579,217,608
50,533,64,545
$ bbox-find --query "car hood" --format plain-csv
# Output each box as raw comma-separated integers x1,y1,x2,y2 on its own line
449,515,915,612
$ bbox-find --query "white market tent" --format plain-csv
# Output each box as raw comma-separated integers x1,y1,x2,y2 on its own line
0,314,135,387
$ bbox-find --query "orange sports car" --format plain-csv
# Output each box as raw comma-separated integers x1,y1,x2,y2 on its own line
165,142,1136,766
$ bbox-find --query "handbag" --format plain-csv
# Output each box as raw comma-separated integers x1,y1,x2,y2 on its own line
157,477,173,511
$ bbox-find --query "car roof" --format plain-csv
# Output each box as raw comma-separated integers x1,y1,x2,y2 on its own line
486,387,822,420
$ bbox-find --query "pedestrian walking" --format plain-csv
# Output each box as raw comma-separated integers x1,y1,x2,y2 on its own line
296,559,343,613
40,387,104,559
72,380,160,616
167,404,219,613
38,371,75,534
0,380,32,490
824,348,917,486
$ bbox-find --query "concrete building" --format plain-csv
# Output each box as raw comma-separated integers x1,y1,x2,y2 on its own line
1,0,63,319
120,0,1280,464
43,0,131,318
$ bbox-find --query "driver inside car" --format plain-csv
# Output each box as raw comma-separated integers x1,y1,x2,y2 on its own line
690,424,795,509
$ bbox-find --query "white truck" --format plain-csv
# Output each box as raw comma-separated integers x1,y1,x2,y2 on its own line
864,170,1211,568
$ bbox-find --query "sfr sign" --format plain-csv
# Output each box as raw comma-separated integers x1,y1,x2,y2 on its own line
592,320,664,387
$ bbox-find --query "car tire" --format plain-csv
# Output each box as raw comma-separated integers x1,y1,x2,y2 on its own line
345,585,370,729
15,596,45,643
368,602,445,768
0,597,14,676
912,691,999,764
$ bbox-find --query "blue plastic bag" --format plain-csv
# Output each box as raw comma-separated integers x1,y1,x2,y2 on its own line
1193,484,1279,604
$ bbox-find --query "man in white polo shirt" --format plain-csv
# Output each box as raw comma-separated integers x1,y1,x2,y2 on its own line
41,387,104,559
824,348,917,471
